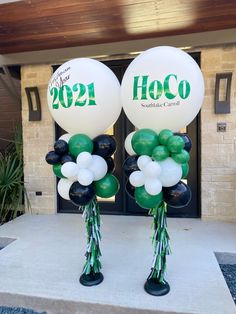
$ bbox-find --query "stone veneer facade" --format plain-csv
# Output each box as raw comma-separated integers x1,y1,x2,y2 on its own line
21,65,55,214
200,44,236,221
21,44,236,221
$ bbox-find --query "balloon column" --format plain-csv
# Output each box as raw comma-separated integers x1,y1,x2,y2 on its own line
124,129,192,295
46,58,121,286
121,46,204,296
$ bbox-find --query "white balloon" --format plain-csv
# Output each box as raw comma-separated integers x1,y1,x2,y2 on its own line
121,46,205,132
143,161,161,178
124,131,136,155
57,178,73,200
129,171,145,187
47,58,122,138
77,168,94,186
137,155,152,170
158,157,182,187
59,133,73,143
61,162,78,181
89,155,108,181
76,152,93,169
145,178,162,195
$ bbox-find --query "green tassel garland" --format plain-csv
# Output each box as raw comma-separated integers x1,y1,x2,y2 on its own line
81,197,102,275
148,201,171,283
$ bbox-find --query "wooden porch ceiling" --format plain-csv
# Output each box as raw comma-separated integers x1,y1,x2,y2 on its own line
0,0,236,54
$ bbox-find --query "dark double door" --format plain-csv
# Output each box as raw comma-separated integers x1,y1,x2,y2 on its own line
57,55,200,218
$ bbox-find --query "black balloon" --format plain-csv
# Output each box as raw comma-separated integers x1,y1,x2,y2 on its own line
54,140,68,155
93,135,116,158
174,133,192,152
69,182,95,206
123,155,139,177
162,181,192,208
105,157,115,173
45,151,61,165
125,180,135,199
61,154,75,164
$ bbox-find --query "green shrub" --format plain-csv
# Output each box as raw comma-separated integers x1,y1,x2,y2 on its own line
0,126,29,224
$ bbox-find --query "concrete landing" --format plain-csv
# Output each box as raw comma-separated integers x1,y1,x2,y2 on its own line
0,214,235,314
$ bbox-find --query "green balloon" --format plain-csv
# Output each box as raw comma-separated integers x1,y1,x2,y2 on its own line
172,149,190,164
158,129,173,146
53,163,65,178
152,145,169,161
135,186,163,209
131,129,158,156
68,134,93,157
95,174,120,198
181,163,189,178
167,135,185,153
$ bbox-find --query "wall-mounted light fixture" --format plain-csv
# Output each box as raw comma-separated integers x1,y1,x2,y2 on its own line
25,86,41,121
214,72,232,114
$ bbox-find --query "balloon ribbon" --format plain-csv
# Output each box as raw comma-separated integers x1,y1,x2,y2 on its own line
148,201,171,283
81,197,102,275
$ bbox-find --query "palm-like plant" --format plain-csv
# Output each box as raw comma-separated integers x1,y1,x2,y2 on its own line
0,126,29,224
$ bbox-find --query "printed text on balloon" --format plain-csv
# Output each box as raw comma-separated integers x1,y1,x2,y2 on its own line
133,75,190,101
50,83,97,109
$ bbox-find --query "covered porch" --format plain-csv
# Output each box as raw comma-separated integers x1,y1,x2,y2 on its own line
0,214,235,314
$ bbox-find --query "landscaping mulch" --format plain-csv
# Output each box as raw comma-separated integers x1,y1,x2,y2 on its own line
219,264,236,304
0,307,46,314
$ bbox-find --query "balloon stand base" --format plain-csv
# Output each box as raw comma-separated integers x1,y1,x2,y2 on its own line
79,272,104,287
144,278,170,296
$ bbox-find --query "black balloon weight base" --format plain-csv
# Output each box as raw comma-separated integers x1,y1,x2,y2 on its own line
144,278,170,296
79,272,104,287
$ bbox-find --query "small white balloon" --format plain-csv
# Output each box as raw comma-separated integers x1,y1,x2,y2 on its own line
61,162,79,180
158,157,182,187
59,133,73,143
125,131,136,155
143,161,161,178
137,155,152,170
76,152,93,168
77,168,94,186
145,178,162,195
129,171,145,187
57,178,73,200
89,155,108,181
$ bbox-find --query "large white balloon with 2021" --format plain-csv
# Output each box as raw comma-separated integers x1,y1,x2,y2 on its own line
121,46,205,133
47,58,122,138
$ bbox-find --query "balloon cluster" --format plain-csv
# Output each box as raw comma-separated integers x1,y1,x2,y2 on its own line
46,134,119,206
124,129,192,209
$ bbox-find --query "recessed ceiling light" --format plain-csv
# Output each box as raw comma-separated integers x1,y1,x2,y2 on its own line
179,46,193,50
129,51,143,55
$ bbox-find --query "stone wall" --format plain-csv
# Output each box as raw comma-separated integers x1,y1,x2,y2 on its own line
21,45,236,221
21,65,55,214
201,44,236,222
